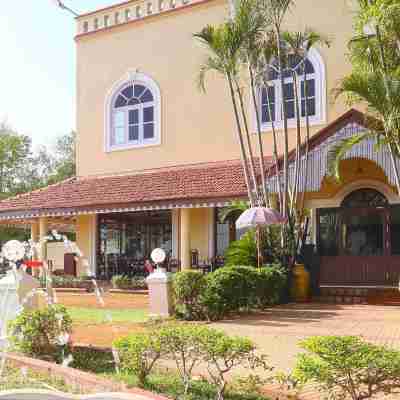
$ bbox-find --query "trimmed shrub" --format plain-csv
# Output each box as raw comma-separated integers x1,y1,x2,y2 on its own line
158,324,208,394
50,275,93,291
256,264,287,307
111,275,131,290
294,336,400,400
173,270,207,320
115,324,268,400
201,265,287,320
113,331,162,387
9,305,72,362
111,275,148,290
70,346,115,374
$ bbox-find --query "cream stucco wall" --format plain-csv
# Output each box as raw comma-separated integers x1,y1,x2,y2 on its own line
188,207,214,261
75,215,97,276
76,0,357,178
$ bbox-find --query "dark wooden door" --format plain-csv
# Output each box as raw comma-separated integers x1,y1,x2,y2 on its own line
319,207,399,287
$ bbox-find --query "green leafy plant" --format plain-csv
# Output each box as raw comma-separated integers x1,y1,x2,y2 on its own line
111,275,132,290
173,270,207,320
198,328,269,400
200,265,287,320
225,231,258,268
49,275,93,291
111,275,147,290
113,331,162,387
294,336,400,400
70,346,115,374
159,324,208,394
9,305,72,362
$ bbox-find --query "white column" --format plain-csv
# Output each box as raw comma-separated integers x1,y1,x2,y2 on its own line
180,208,191,269
207,208,215,259
310,208,317,245
171,209,180,259
39,217,48,261
30,221,39,260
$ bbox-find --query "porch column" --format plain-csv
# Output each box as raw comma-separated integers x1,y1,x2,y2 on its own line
30,220,39,260
39,217,48,262
180,208,191,269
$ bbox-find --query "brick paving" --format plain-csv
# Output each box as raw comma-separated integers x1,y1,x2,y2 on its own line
212,303,400,399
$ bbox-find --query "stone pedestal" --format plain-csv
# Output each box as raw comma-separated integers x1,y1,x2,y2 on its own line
146,268,174,317
0,270,40,348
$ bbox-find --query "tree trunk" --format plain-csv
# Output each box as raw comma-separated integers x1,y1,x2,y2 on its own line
249,65,270,207
290,70,301,215
262,77,283,210
234,78,260,206
299,63,310,216
227,74,255,206
276,25,289,217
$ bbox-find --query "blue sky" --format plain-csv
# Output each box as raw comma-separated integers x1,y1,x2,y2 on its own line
0,1,121,149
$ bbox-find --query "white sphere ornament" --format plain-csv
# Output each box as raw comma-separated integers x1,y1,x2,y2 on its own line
2,240,26,262
151,248,166,264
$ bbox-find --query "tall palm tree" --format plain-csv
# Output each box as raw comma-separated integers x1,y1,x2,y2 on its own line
281,30,331,213
328,71,400,193
194,23,257,206
235,0,272,207
257,0,294,217
327,0,400,195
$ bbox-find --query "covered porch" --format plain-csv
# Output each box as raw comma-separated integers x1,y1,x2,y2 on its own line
0,161,249,278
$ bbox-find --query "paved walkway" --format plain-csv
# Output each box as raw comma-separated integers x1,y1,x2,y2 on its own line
212,303,400,399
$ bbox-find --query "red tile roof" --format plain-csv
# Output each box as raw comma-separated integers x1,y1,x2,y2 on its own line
0,160,264,217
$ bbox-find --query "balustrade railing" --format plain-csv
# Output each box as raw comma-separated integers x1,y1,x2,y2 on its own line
78,0,201,35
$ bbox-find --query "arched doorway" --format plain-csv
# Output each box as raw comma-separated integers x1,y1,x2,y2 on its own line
317,188,400,287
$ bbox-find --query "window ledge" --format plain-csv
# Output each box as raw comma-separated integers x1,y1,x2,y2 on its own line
106,140,161,153
259,116,326,133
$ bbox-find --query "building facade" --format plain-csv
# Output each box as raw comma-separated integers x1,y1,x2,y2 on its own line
0,0,399,291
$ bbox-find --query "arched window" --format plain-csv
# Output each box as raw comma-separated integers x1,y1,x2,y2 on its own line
341,189,388,208
259,48,326,129
106,73,161,151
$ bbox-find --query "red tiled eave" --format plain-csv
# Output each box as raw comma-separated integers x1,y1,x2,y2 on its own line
0,160,264,219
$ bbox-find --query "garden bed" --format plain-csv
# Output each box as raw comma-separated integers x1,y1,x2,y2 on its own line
108,289,148,295
6,353,167,399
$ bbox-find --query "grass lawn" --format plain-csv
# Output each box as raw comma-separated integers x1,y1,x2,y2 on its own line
67,307,148,324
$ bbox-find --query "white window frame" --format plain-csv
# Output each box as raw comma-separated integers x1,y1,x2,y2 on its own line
105,72,161,152
255,48,326,132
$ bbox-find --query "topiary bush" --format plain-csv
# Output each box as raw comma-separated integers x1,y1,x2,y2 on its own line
9,305,72,362
173,270,207,320
200,265,287,320
255,264,287,307
294,336,400,400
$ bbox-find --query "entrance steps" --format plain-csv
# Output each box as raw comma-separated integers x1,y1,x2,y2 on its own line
315,287,400,305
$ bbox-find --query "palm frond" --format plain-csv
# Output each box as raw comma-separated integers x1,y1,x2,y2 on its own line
219,200,249,223
326,132,376,181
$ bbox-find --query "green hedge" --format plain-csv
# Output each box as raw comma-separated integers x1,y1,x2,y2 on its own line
173,265,287,321
111,275,148,290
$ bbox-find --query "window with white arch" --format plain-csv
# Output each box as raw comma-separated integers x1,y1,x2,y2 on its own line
107,74,161,151
259,48,326,130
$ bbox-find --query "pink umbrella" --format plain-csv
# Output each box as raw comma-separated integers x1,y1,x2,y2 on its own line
236,207,287,268
236,207,287,230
